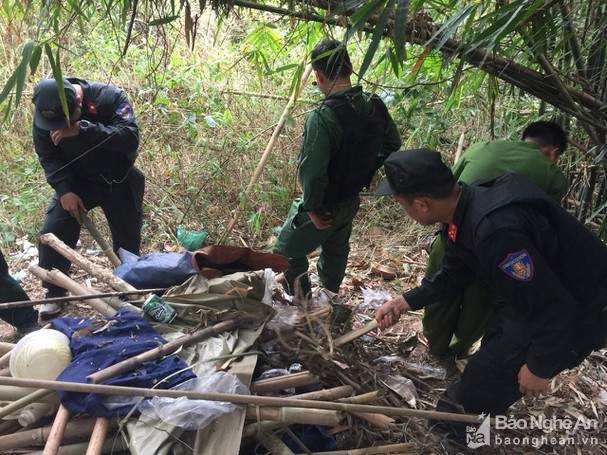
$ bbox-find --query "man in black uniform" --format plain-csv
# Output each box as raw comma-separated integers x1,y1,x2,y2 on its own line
374,149,607,438
32,78,145,317
0,250,39,338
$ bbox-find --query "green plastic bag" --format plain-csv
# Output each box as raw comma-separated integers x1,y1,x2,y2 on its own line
177,225,208,251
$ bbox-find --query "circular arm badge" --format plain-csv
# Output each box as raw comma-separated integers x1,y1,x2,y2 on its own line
116,102,134,120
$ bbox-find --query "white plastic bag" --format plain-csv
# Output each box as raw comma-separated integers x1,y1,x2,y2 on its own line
138,371,249,430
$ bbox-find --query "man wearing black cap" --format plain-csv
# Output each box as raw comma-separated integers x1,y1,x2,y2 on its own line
374,149,607,439
32,78,145,317
272,39,401,297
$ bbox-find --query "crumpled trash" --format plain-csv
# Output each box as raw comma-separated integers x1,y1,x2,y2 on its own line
138,372,249,430
359,287,391,309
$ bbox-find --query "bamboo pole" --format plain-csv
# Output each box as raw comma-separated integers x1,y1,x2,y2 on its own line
291,385,353,401
79,211,121,267
0,376,491,425
28,266,117,317
40,233,134,292
454,132,465,163
0,342,15,355
85,418,110,455
334,319,378,347
42,405,70,455
219,63,313,244
86,319,240,384
29,436,127,455
246,406,342,426
257,431,296,455
0,288,167,311
250,371,318,394
0,389,54,419
0,417,110,451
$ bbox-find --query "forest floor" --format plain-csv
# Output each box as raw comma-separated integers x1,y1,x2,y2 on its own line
1,217,606,454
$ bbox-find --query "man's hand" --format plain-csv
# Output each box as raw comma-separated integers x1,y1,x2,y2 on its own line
375,295,411,329
60,192,86,223
309,211,333,230
518,364,550,397
50,121,80,146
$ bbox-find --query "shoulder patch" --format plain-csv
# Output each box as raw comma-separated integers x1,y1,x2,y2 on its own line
116,102,134,120
498,249,534,282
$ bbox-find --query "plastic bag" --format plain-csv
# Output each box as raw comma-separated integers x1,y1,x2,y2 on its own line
359,287,392,309
177,225,208,251
138,372,249,430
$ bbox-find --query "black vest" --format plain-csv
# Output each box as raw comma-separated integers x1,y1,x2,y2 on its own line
321,95,389,204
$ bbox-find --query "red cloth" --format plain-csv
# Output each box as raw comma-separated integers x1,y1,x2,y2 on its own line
192,245,289,278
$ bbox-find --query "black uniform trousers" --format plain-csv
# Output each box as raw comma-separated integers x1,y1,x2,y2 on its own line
39,170,144,297
431,306,600,440
0,251,38,328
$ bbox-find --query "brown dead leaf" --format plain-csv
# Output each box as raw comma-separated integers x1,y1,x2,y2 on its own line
370,264,397,280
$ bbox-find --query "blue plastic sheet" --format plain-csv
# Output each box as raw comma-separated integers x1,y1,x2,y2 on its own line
51,308,195,417
114,251,197,288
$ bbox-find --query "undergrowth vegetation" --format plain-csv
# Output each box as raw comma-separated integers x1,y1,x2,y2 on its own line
0,8,588,253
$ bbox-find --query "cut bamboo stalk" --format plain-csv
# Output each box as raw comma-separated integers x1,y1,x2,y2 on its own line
219,63,313,244
333,319,378,347
42,405,70,455
454,131,465,162
79,211,122,268
245,406,342,426
350,411,394,428
0,342,15,355
0,417,110,451
338,391,379,404
256,431,296,455
28,266,117,317
40,233,133,292
311,443,415,454
0,376,490,425
0,385,59,403
87,319,240,384
85,417,110,455
291,385,353,401
250,371,318,394
29,435,127,455
0,389,55,419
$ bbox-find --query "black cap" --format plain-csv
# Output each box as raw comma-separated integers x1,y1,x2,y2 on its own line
32,79,77,131
374,148,454,196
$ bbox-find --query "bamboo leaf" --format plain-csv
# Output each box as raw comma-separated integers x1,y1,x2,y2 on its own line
346,0,385,42
359,0,395,81
45,44,70,127
29,45,42,76
330,0,369,18
149,15,180,26
431,5,477,51
392,0,409,64
14,41,33,108
0,71,18,107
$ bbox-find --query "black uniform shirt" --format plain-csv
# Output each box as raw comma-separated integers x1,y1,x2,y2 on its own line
33,78,140,197
405,173,607,378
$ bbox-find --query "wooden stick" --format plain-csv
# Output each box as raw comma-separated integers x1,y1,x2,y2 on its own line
0,288,167,310
42,405,70,455
28,266,117,317
40,233,133,292
86,319,240,384
79,211,121,267
0,376,491,425
334,319,378,347
85,418,110,455
0,389,54,419
250,371,318,394
219,63,313,244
